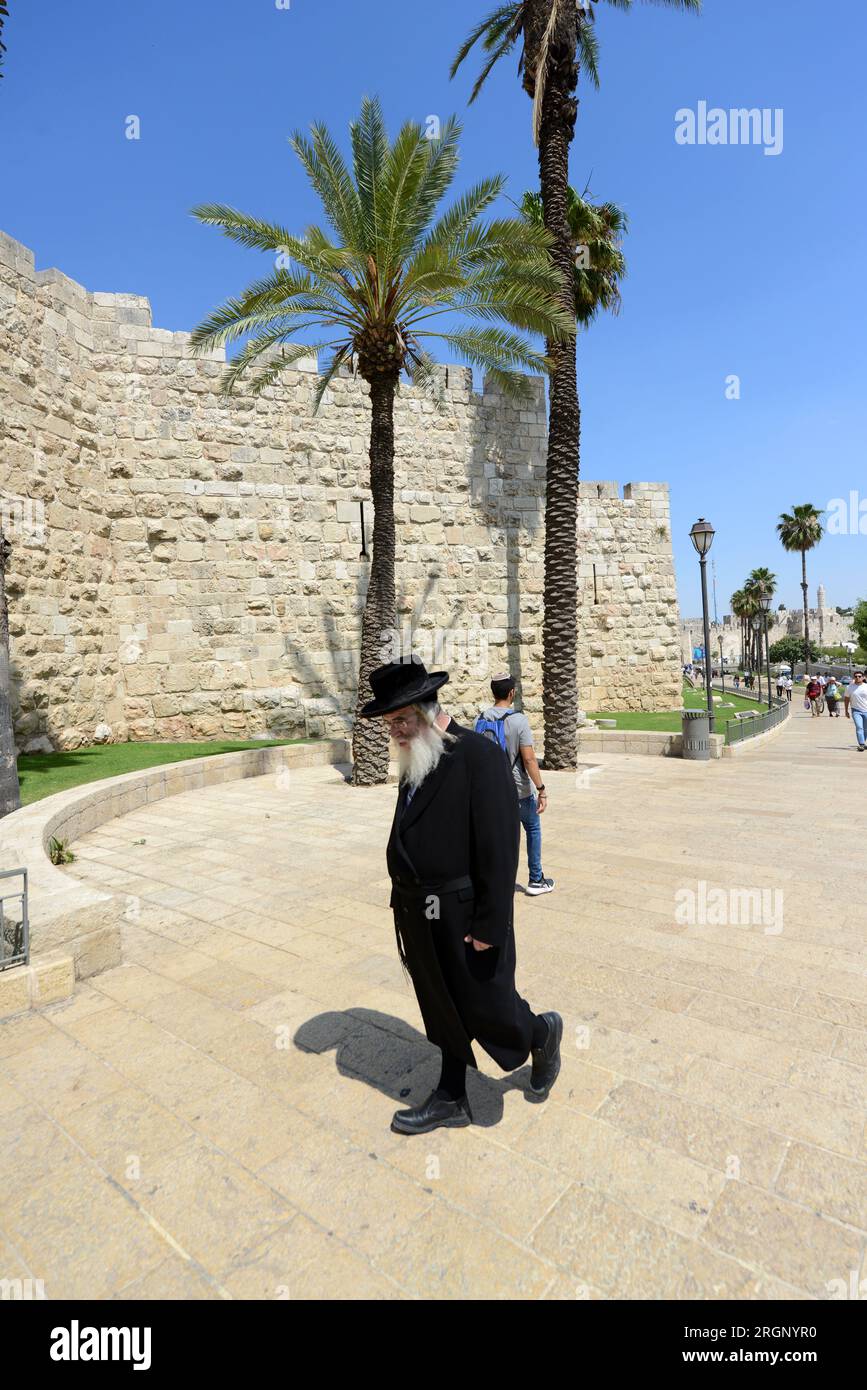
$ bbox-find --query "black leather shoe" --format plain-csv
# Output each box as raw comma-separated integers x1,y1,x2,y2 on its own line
391,1089,473,1135
529,1011,563,1095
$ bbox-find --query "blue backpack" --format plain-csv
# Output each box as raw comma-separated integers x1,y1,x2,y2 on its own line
474,710,519,766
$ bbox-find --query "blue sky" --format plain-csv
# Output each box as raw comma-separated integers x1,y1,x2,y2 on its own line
2,0,865,617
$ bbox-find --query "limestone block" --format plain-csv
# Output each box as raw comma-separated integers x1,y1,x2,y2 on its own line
30,954,75,1005
0,967,30,1018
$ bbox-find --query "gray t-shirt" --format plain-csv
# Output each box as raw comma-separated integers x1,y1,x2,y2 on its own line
479,705,534,799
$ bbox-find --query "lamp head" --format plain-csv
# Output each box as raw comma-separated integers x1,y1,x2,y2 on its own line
689,518,715,556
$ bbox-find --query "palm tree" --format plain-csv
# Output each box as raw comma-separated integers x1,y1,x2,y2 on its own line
745,567,777,677
0,526,21,818
190,97,572,786
520,187,627,328
777,505,824,665
730,589,748,670
452,0,700,769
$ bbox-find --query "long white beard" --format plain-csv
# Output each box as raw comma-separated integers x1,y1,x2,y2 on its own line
396,721,447,791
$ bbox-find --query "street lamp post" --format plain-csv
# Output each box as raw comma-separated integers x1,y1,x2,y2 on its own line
752,616,763,704
758,589,773,709
719,634,725,697
690,519,716,733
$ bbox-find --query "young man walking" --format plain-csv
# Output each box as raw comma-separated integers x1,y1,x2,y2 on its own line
477,674,554,897
844,670,867,749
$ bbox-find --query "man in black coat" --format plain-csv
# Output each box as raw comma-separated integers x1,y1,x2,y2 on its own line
360,658,562,1135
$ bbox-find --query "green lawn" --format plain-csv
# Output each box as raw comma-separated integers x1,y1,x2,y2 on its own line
586,683,770,733
15,737,312,807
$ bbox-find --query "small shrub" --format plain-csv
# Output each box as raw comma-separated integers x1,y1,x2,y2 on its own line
48,837,75,865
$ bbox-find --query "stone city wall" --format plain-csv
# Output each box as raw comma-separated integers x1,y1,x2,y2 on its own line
0,230,682,754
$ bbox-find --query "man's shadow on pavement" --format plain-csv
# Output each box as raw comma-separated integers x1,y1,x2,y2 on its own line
294,1008,541,1127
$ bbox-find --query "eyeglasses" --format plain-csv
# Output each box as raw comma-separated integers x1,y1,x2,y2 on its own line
384,714,418,733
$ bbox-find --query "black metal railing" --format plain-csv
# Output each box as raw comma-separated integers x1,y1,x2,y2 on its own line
724,695,790,746
0,868,29,971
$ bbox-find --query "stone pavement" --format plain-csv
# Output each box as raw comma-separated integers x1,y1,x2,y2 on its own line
1,707,865,1299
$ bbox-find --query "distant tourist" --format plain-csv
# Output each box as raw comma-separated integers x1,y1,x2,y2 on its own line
825,678,841,717
806,677,822,716
476,675,554,897
733,673,740,690
776,673,785,697
784,676,793,701
844,671,867,750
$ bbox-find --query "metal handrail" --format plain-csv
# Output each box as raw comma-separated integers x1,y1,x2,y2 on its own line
0,868,29,971
724,696,790,746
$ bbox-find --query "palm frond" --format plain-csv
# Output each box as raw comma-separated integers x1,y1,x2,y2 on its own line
312,344,354,412
220,333,332,398
577,15,601,89
0,0,8,79
387,116,463,262
190,204,299,254
290,121,364,247
531,0,564,147
449,2,524,100
350,96,389,252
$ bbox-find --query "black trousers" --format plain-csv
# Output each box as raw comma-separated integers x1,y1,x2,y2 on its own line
393,885,539,1075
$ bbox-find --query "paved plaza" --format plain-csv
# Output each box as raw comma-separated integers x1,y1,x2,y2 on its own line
1,707,865,1299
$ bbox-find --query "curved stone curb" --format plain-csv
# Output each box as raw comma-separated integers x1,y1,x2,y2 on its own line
721,712,792,757
0,738,349,1017
576,729,725,759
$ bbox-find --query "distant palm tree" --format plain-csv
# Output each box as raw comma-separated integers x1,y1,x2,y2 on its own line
190,97,571,786
745,567,777,678
777,505,824,664
452,0,700,768
730,589,748,670
0,526,21,818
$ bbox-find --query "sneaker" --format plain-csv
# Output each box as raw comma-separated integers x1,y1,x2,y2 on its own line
527,876,555,896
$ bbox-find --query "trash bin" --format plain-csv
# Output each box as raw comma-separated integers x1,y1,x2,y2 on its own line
681,708,710,760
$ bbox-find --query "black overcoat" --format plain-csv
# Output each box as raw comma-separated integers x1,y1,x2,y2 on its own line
387,720,536,1071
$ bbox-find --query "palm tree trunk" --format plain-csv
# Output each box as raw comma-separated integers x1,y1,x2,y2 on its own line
535,0,579,769
351,376,398,785
0,527,21,819
801,550,810,663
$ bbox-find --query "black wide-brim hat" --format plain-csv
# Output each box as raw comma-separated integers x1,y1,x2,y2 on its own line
359,658,449,718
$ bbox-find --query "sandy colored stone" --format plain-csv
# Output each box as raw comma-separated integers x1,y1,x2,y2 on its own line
259,1117,435,1262
135,1135,294,1276
375,1203,554,1299
1,1164,169,1299
59,1085,193,1183
681,1056,864,1158
221,1213,405,1300
775,1142,867,1232
597,1079,787,1187
0,708,864,1297
514,1105,725,1239
532,1187,751,1298
702,1184,862,1298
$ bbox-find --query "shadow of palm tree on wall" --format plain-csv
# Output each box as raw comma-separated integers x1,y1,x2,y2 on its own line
463,375,545,714
280,562,446,745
